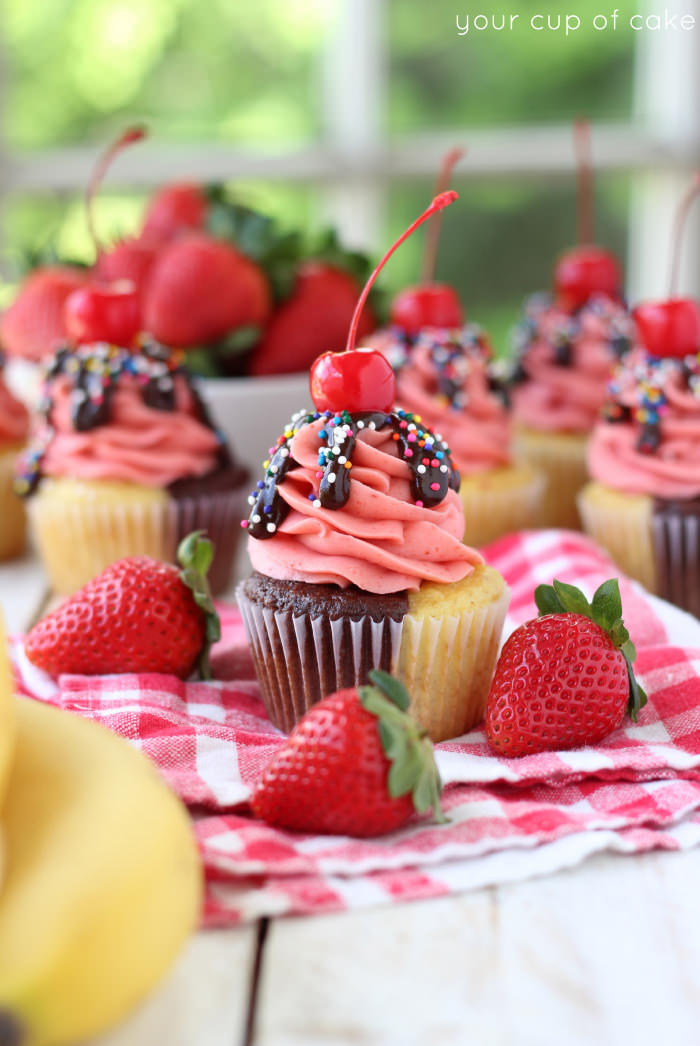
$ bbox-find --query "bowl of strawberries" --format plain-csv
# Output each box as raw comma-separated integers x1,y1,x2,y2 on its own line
0,131,379,476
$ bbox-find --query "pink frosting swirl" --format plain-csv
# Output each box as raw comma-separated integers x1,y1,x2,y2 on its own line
41,374,221,487
394,339,511,474
0,374,29,447
249,417,480,593
512,296,636,434
588,348,700,499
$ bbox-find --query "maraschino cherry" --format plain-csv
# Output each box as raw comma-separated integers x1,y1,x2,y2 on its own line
633,172,700,359
389,148,465,334
310,191,459,414
64,127,147,346
553,119,621,311
64,280,141,346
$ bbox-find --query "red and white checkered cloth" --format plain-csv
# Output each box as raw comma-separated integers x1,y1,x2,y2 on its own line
11,530,700,926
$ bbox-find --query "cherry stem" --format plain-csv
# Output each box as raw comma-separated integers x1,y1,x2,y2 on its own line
86,125,147,261
420,147,466,284
345,192,459,354
574,118,594,246
669,171,700,298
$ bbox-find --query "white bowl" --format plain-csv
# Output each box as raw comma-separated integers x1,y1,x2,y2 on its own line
200,373,311,479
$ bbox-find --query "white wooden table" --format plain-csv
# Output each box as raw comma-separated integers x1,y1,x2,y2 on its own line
3,553,700,1046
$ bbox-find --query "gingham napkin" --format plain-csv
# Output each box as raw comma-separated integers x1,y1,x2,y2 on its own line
11,530,700,926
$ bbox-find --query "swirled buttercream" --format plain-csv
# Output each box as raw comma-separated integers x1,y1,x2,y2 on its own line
249,416,480,593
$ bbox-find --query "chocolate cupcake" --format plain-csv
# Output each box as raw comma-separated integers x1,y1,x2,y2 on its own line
16,339,248,594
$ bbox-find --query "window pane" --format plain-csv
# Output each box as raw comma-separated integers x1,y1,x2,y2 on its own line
5,0,333,149
387,0,636,134
383,173,631,354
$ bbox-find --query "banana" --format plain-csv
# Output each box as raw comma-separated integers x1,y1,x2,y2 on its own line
0,615,17,809
0,697,203,1046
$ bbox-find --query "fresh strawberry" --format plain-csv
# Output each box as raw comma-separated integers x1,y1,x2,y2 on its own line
144,234,271,347
94,235,160,295
142,182,208,242
485,579,647,758
250,262,376,376
25,532,221,680
251,670,445,838
1,266,88,361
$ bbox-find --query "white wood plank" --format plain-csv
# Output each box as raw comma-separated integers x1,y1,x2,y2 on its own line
0,553,48,633
91,927,257,1046
256,849,700,1046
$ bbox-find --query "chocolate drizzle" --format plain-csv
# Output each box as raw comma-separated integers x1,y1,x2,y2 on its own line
244,407,460,541
601,346,700,459
509,291,637,391
15,337,229,497
409,325,496,412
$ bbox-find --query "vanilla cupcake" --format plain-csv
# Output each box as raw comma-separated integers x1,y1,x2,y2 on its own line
16,340,248,594
386,325,543,546
0,353,29,560
510,291,636,528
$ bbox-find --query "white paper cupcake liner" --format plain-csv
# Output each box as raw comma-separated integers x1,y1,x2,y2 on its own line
578,482,656,593
513,427,589,529
459,468,546,547
29,485,246,595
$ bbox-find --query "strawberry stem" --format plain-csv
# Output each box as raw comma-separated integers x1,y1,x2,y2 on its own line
86,125,147,262
420,147,466,285
574,118,594,246
359,669,447,824
345,191,459,354
668,171,700,298
534,577,647,720
177,530,220,681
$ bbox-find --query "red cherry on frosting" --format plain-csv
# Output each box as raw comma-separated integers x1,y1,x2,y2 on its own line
632,298,700,359
64,281,142,347
310,348,396,413
309,192,459,413
553,246,621,310
390,284,463,335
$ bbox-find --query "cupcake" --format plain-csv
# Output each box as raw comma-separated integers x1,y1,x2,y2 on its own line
16,338,248,594
237,193,510,741
579,301,700,615
0,352,30,560
509,120,638,529
509,287,636,528
385,325,544,547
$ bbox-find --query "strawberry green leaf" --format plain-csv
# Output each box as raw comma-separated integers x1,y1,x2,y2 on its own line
368,668,410,711
534,584,566,616
387,746,423,798
359,677,446,824
552,580,593,619
177,531,220,681
413,750,447,823
623,652,648,720
591,578,623,630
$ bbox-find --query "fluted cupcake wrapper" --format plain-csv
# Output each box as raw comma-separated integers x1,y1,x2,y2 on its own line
29,487,246,595
459,466,546,547
237,580,510,742
0,447,26,561
651,504,700,619
168,488,248,595
577,482,656,594
512,426,589,530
